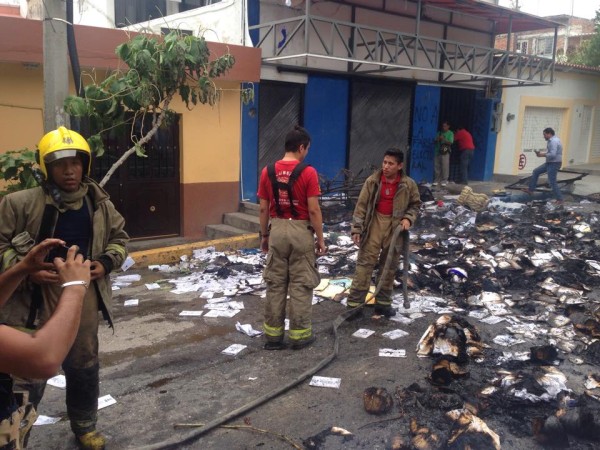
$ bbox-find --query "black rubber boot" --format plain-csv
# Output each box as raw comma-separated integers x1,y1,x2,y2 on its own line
374,305,396,317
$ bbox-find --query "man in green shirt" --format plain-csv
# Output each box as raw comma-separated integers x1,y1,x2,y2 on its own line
434,121,454,187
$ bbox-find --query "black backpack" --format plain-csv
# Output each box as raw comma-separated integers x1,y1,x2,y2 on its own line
267,162,309,218
418,183,435,202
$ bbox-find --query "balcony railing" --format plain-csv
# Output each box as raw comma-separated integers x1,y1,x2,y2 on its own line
250,14,554,86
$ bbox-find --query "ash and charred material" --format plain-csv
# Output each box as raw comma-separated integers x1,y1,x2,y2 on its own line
430,357,470,386
530,344,559,364
363,387,394,415
534,403,600,446
416,315,484,362
409,418,440,450
445,408,501,450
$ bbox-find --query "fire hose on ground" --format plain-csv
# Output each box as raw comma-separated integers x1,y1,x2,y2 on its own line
135,227,411,450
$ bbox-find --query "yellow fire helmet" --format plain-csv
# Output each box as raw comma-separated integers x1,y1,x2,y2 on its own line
36,126,92,179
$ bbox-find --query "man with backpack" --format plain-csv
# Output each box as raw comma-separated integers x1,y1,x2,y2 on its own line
257,126,326,350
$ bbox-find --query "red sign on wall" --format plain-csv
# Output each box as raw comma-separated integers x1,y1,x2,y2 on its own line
518,154,527,170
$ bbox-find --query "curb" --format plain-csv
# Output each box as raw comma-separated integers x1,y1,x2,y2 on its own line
129,233,259,268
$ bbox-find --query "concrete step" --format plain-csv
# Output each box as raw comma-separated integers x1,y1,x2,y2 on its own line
205,223,252,240
240,201,260,216
223,211,261,233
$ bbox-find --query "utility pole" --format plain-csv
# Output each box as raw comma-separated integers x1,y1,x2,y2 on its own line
43,0,70,132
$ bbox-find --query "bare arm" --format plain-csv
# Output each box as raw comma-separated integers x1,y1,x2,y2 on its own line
259,197,270,254
0,244,90,379
307,196,326,256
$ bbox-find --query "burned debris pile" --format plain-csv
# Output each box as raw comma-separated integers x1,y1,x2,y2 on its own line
118,196,600,448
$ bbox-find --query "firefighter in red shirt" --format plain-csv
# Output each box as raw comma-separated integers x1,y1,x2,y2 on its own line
257,126,326,350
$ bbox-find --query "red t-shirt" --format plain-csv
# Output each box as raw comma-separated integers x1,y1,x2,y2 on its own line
257,160,321,220
454,129,475,151
376,173,400,215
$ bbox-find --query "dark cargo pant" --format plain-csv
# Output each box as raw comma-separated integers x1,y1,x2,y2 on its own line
347,212,402,308
262,218,320,345
13,287,100,438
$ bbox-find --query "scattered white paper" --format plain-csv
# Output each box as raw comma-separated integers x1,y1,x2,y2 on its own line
145,283,161,290
390,315,414,325
382,329,409,340
235,322,263,337
246,277,263,286
203,309,240,318
352,328,375,339
124,299,139,307
200,291,214,299
309,376,341,389
481,315,506,325
111,286,121,291
170,282,201,294
221,344,247,356
379,348,407,358
204,301,244,310
47,374,66,389
120,256,135,272
223,288,238,296
493,334,526,347
33,415,61,426
98,395,117,410
206,296,231,304
179,310,203,317
114,274,141,283
192,246,215,259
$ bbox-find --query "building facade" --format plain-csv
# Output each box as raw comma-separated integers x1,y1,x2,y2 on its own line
0,9,260,239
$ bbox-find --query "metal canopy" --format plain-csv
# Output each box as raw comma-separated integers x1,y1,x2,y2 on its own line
422,0,560,34
250,0,558,87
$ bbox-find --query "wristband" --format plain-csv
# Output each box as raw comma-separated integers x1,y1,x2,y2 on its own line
61,280,89,289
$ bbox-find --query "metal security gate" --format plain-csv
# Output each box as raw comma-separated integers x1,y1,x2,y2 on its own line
258,81,304,179
91,116,181,239
348,79,413,177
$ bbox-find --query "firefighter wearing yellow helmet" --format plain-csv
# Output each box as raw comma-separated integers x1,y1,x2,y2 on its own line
0,127,129,450
36,126,92,181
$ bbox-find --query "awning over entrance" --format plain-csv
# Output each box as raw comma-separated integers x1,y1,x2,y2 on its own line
422,0,559,34
250,0,559,87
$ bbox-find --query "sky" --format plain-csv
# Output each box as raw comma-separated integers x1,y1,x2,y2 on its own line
497,0,599,19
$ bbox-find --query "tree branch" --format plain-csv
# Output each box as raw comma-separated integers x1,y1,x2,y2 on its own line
98,94,173,187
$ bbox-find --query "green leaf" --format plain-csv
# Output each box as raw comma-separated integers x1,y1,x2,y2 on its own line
134,143,147,158
88,134,105,157
64,96,88,116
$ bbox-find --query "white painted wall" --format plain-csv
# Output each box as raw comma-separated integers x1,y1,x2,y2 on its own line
73,0,114,28
496,70,600,175
123,0,249,45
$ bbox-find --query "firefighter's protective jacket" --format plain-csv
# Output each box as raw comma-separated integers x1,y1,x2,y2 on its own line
350,168,421,243
0,177,128,328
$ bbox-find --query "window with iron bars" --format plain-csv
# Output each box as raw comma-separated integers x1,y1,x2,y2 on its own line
535,37,554,56
516,40,528,54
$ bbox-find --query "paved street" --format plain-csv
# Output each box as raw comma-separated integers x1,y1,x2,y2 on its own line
28,196,600,450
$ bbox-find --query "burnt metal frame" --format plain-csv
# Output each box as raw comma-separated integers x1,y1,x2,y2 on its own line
249,0,556,87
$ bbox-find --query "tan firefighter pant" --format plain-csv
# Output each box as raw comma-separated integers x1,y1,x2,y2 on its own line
347,212,402,307
262,218,320,344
